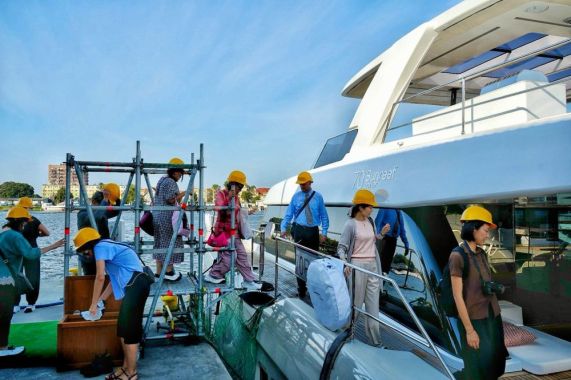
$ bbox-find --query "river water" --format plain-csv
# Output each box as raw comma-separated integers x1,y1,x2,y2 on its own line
0,210,264,281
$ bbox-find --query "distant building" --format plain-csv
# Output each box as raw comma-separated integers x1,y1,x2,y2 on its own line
42,184,100,200
256,187,269,197
255,187,269,210
48,164,88,186
42,184,127,201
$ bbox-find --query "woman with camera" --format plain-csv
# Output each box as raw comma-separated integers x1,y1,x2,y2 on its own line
449,205,508,379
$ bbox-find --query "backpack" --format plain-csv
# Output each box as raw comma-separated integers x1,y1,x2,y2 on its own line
438,244,469,317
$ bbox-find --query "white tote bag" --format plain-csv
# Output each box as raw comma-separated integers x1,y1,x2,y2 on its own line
239,208,253,239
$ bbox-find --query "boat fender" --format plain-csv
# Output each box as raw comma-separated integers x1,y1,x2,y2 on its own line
319,328,352,380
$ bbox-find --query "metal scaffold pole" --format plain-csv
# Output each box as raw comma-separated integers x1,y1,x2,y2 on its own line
197,144,205,336
110,172,134,240
63,153,73,277
73,161,97,230
189,152,195,277
134,141,142,254
61,141,237,346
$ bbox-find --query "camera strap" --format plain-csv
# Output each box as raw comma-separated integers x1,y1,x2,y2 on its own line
462,240,490,282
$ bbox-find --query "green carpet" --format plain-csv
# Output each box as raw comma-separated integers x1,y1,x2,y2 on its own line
8,320,58,358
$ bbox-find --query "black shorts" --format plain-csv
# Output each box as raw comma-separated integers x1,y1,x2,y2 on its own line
117,272,151,344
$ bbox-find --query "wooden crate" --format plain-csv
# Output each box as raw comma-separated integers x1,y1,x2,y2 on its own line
57,312,122,370
63,275,122,313
58,275,123,370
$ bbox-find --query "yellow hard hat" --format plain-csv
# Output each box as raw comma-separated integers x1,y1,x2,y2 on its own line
17,197,33,209
352,189,378,206
73,227,101,251
6,206,32,220
227,170,247,186
169,157,184,165
103,183,121,202
296,171,313,184
461,205,497,229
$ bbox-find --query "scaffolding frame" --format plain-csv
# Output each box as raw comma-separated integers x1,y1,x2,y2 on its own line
62,141,240,342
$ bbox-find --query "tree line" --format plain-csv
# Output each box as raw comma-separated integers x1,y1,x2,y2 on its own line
0,181,263,206
0,182,36,198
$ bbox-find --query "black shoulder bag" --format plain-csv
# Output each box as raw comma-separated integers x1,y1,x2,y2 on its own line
291,191,315,239
0,248,34,295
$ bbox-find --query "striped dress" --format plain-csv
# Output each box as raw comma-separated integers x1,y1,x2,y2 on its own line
152,176,183,264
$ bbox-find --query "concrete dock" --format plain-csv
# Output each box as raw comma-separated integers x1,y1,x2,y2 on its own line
2,278,232,379
0,342,232,379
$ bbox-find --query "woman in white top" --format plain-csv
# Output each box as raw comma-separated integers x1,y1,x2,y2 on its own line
337,189,389,346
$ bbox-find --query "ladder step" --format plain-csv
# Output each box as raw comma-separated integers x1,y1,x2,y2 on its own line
150,274,235,296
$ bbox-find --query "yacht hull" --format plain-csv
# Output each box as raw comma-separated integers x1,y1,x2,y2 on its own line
267,115,571,209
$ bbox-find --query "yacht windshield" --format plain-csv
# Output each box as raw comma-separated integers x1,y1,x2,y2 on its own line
313,129,357,169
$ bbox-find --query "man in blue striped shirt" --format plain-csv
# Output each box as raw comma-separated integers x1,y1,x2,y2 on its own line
281,171,329,298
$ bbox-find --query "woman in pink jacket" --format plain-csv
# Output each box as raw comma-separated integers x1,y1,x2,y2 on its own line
204,170,260,290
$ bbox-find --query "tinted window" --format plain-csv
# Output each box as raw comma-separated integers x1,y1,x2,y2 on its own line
313,130,357,169
380,210,449,348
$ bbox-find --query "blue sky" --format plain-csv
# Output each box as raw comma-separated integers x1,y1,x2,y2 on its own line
0,0,459,194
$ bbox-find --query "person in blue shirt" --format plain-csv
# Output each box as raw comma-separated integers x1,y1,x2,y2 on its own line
280,171,329,298
374,208,409,274
74,227,151,380
0,206,63,357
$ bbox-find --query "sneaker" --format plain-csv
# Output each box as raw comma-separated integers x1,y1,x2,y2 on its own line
96,300,105,311
24,305,35,313
13,305,20,314
164,271,182,282
243,281,262,291
204,273,224,284
0,346,25,357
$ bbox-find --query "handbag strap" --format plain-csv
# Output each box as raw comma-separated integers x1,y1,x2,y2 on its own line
101,239,150,267
0,247,23,279
294,191,316,220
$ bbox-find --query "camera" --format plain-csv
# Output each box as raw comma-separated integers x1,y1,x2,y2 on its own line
482,280,505,296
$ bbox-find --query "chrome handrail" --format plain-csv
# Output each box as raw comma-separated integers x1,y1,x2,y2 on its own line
399,38,571,104
381,37,571,142
273,234,455,379
250,228,265,280
387,75,571,134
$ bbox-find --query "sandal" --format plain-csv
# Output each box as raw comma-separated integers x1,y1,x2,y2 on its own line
105,367,127,380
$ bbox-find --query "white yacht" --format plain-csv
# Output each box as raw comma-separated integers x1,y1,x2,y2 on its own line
252,0,571,378
42,202,66,212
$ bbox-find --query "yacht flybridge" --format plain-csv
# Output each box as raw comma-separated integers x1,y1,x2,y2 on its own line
257,0,571,378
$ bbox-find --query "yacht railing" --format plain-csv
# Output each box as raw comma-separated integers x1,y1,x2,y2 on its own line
269,232,455,379
382,37,571,141
250,228,266,281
